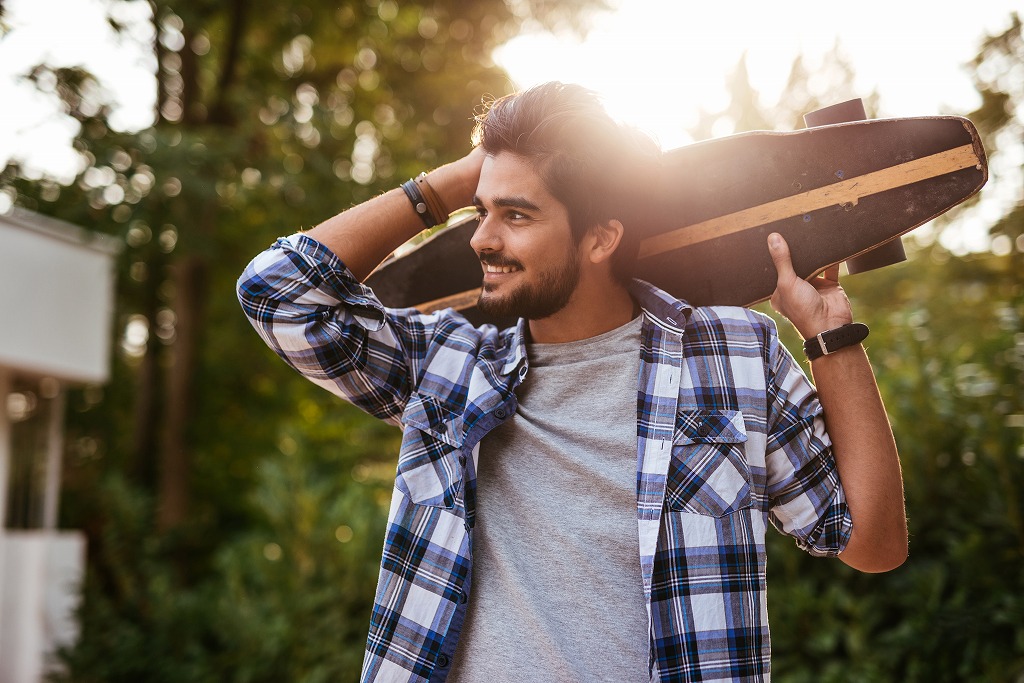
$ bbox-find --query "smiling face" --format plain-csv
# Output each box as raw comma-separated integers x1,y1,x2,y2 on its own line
470,152,582,321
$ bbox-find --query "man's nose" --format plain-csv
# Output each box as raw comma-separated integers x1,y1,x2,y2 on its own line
470,213,501,253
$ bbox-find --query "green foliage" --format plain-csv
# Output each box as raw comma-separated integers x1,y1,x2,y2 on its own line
55,405,399,683
760,245,1024,682
50,474,218,683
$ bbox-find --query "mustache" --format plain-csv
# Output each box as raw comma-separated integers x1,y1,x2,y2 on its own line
479,253,523,269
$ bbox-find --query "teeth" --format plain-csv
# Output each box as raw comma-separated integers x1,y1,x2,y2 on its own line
485,265,518,274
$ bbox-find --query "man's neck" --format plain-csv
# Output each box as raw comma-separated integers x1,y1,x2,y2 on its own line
527,281,636,344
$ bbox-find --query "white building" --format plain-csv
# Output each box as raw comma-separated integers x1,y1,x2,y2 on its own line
0,207,119,683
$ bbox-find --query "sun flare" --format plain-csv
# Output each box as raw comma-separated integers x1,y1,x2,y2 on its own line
494,0,1016,152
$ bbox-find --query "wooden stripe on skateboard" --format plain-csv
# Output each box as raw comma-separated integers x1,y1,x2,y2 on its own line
417,287,482,314
637,143,981,259
414,142,982,314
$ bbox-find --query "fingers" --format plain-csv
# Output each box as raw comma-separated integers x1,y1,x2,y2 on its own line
767,233,796,282
806,265,841,295
770,233,842,287
811,264,841,289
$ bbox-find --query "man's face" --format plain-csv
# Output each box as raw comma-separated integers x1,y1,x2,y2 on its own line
471,152,581,321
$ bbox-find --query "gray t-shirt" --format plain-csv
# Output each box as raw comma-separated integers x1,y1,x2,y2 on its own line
449,315,648,682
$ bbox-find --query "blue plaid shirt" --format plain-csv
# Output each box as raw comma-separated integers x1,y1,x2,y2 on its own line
238,233,852,682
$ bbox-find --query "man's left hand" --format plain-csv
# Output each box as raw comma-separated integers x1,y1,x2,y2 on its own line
767,232,853,339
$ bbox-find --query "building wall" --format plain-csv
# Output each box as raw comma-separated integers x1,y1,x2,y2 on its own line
0,207,120,383
1,207,119,683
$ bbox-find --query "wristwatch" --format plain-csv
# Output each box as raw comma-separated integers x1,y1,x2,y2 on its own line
803,323,869,360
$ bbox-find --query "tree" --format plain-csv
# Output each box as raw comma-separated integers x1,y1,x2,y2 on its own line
1,0,608,678
2,0,605,532
688,42,882,141
966,13,1023,253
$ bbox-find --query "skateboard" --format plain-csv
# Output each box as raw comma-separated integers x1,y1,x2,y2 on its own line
365,112,987,324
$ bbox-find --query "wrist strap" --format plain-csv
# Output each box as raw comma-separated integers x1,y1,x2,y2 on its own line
803,322,869,360
401,173,448,228
414,173,449,224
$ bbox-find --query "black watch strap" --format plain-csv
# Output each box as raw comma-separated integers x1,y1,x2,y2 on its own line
803,322,869,360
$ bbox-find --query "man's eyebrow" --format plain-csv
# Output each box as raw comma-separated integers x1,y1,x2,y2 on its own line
472,194,541,212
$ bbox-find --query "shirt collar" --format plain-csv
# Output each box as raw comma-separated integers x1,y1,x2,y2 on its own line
500,317,530,376
628,279,693,332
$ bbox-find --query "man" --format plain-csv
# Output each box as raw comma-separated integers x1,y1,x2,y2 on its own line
238,82,907,682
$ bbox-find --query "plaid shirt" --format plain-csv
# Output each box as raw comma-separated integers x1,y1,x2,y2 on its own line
238,233,852,683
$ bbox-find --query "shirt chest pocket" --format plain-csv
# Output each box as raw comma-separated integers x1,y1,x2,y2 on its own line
396,394,466,509
666,409,752,517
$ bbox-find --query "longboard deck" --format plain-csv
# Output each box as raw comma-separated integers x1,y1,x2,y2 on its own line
366,116,987,324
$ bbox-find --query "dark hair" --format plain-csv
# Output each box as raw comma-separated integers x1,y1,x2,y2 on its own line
471,82,661,284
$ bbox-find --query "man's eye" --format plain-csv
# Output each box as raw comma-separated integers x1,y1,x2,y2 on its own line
509,211,527,221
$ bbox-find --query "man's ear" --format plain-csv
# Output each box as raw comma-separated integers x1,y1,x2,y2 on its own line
585,219,625,265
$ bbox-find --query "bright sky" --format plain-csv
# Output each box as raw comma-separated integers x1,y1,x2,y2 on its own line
0,0,153,180
0,0,1020,251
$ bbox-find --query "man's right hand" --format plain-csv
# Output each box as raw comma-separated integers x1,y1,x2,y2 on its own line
429,145,486,215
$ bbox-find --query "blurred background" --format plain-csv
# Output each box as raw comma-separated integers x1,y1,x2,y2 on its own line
0,0,1020,681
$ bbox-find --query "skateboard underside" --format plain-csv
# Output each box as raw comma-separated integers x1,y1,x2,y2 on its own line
366,116,987,324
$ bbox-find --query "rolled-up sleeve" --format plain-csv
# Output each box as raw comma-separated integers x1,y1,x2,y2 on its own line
763,328,853,557
237,233,436,426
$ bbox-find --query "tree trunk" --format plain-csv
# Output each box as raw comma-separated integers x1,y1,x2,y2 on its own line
156,253,207,532
131,268,163,488
208,0,247,126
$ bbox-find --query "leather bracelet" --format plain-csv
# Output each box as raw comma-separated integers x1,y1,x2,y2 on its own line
414,173,449,225
803,322,869,360
401,177,441,228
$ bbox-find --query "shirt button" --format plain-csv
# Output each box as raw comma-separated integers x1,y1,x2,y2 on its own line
437,654,449,668
697,421,712,437
495,408,506,419
458,454,467,467
459,589,468,604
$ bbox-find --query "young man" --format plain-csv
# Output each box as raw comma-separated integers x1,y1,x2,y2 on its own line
238,82,907,682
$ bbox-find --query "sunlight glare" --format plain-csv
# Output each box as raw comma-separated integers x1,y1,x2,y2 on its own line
496,1,826,148
495,0,1020,150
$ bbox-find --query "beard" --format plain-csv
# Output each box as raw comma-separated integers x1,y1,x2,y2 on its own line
477,249,581,321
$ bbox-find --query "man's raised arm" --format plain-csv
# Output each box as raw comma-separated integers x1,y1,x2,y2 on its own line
235,147,484,423
767,232,909,573
306,146,485,280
